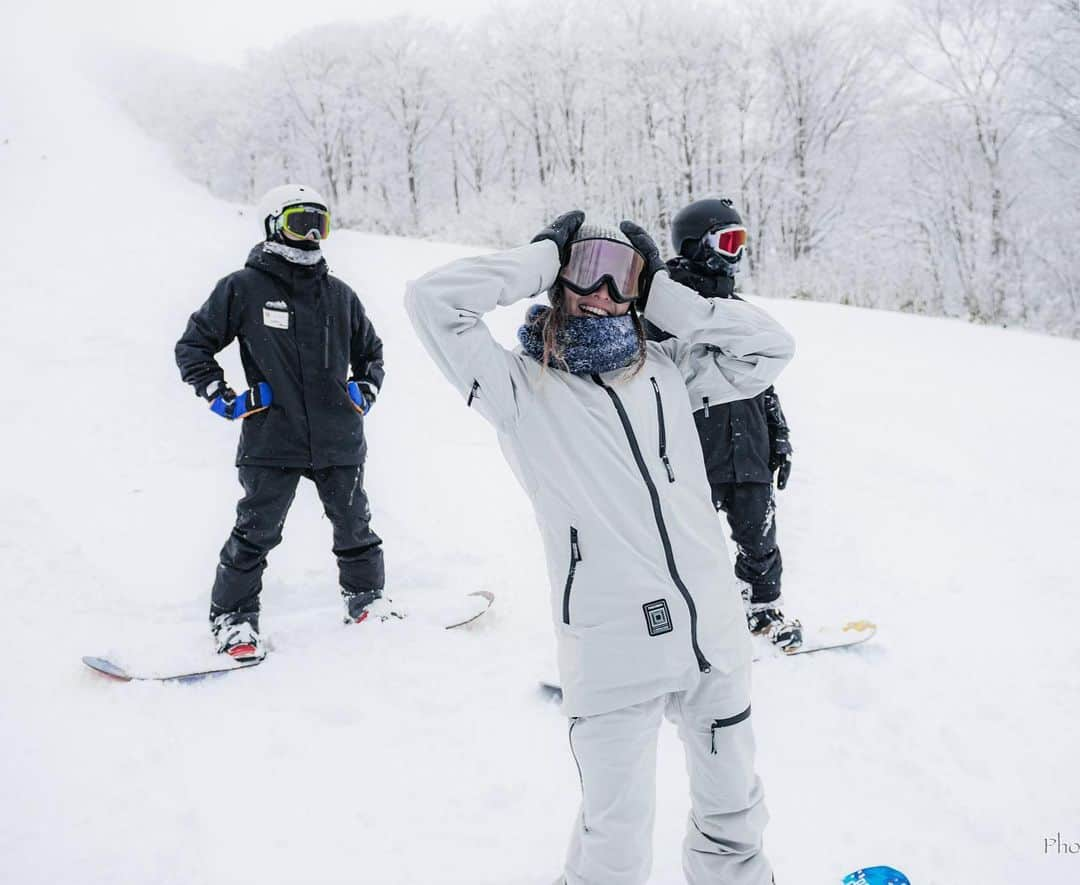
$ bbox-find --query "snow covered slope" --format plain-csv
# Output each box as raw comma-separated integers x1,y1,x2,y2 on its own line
3,18,1079,885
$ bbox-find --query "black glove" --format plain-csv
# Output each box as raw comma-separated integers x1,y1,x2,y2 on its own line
531,210,585,266
619,221,666,304
770,440,793,490
763,386,792,489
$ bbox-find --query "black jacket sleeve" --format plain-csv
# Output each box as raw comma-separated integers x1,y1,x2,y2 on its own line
348,290,385,402
762,386,792,452
175,276,238,398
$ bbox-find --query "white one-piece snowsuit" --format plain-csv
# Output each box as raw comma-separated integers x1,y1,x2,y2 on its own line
405,239,795,885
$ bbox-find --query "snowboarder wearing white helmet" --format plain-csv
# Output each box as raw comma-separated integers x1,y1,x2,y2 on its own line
175,184,392,662
406,211,793,884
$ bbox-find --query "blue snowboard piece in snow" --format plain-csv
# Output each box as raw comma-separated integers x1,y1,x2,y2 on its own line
842,867,910,885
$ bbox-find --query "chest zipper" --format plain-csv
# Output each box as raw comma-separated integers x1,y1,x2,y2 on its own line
562,527,582,625
323,315,330,370
264,274,310,467
591,374,711,673
650,377,675,483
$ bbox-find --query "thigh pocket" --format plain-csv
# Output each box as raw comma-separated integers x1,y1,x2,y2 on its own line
708,705,752,755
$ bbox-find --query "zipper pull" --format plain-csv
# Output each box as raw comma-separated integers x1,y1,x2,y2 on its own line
703,396,710,418
467,379,480,407
662,456,675,483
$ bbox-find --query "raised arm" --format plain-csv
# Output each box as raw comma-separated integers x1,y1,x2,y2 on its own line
645,273,796,404
404,240,560,431
619,220,795,406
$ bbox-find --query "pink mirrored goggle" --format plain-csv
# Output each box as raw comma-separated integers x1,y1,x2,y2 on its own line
558,238,646,304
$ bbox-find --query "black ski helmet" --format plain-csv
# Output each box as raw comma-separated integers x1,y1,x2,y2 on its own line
671,198,743,258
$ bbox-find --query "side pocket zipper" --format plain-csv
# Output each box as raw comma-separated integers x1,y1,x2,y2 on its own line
650,377,675,483
568,718,589,832
709,705,753,754
562,526,582,625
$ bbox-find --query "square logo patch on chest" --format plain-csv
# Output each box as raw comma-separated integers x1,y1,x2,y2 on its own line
643,599,673,637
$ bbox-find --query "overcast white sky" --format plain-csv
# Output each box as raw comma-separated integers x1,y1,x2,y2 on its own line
30,0,900,68
36,0,501,67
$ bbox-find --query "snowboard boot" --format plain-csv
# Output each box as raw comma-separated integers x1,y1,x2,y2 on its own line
342,589,405,625
211,611,265,662
742,587,803,651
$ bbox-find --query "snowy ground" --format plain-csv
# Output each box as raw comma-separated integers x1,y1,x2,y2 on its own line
3,21,1080,885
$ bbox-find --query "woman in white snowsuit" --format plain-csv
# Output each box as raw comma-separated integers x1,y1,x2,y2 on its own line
405,212,794,885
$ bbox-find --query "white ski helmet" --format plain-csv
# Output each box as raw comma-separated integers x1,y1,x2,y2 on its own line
255,184,329,239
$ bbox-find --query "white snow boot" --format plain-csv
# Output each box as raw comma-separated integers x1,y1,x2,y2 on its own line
342,590,405,625
741,587,802,651
211,614,266,662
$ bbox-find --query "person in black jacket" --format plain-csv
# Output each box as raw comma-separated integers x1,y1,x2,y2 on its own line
175,184,391,661
653,198,801,650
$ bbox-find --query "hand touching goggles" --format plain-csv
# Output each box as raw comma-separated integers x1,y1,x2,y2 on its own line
278,205,331,241
704,225,747,259
558,238,647,304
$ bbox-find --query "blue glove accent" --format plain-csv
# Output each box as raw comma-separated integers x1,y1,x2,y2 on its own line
210,382,273,420
347,381,370,415
842,867,910,885
209,392,235,419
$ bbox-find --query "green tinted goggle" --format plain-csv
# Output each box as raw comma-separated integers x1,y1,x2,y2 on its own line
279,205,330,240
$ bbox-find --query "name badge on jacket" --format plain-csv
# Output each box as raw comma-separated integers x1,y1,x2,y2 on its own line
263,306,289,330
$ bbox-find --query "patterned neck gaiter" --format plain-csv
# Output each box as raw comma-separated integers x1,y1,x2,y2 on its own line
263,240,324,266
517,305,641,375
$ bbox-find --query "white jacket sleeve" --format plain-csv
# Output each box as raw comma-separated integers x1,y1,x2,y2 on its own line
644,273,796,405
404,240,560,432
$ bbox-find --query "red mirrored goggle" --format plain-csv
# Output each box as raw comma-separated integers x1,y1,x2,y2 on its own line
704,226,747,259
558,238,646,304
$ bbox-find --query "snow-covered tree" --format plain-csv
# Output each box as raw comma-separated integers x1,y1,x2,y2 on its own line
105,0,1080,338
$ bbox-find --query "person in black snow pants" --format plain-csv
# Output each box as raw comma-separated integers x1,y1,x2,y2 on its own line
407,211,794,885
175,183,393,662
652,197,802,651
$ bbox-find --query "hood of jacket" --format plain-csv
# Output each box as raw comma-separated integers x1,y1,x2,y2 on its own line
245,242,329,285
